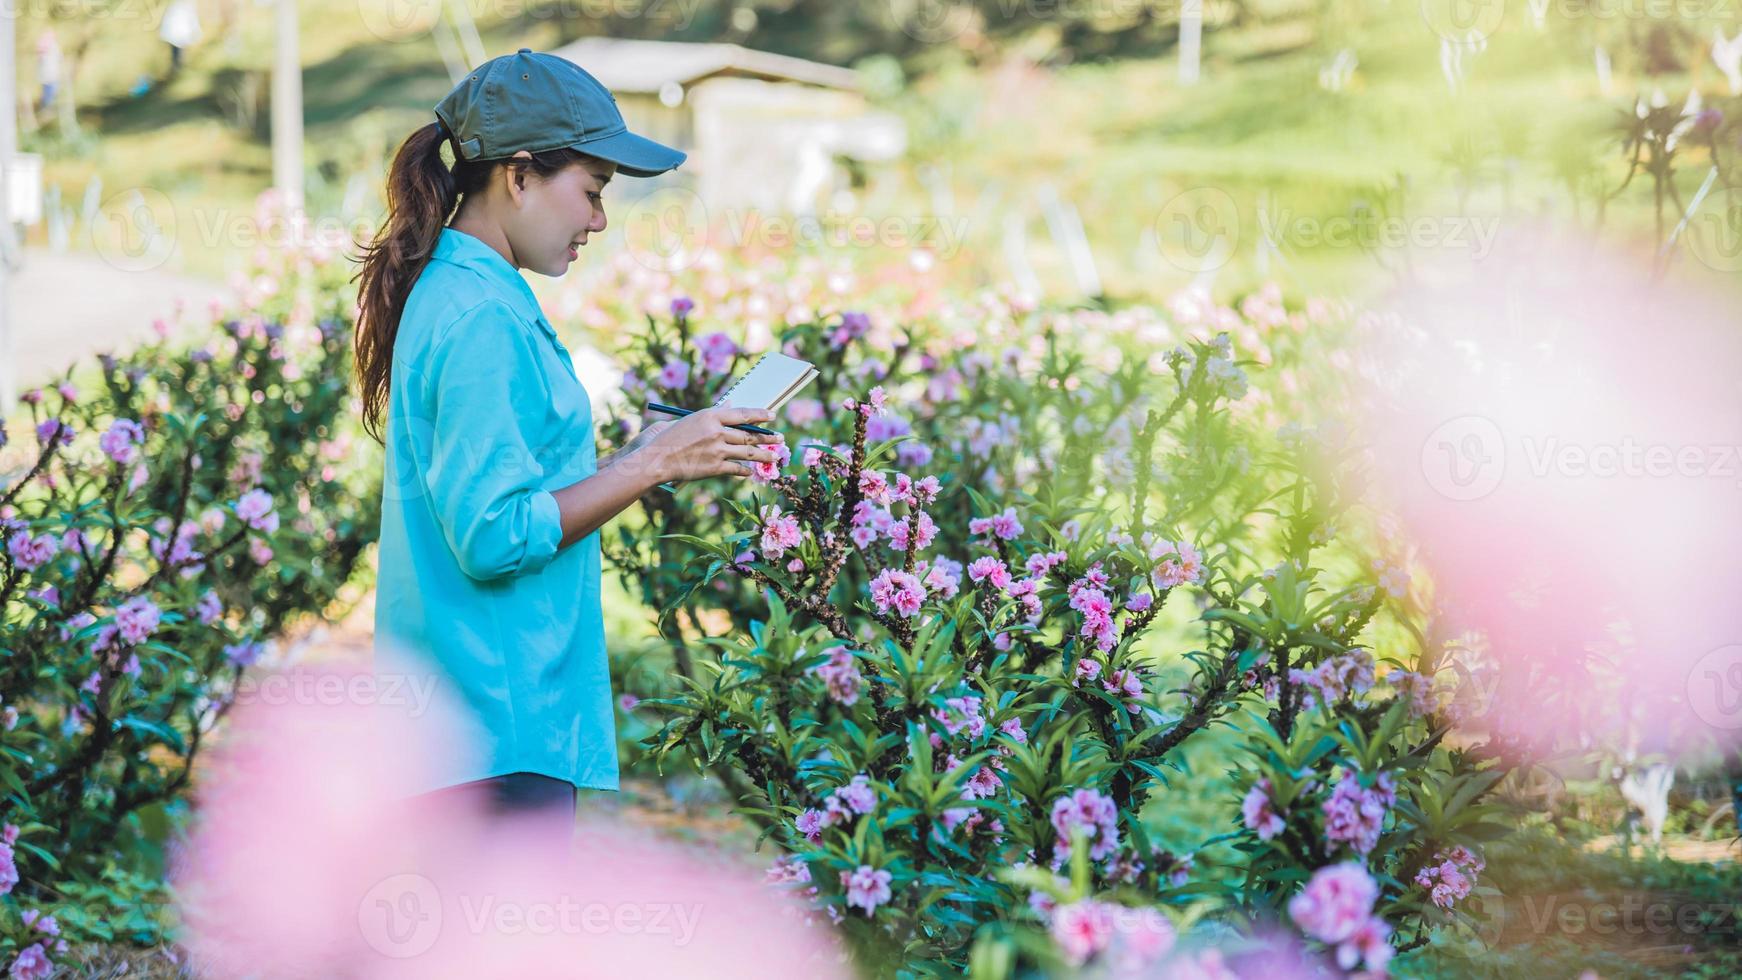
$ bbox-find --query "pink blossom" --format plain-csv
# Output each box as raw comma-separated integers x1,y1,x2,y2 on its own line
1074,658,1103,686
1149,539,1205,588
0,842,16,896
1415,846,1484,908
932,695,986,740
1288,861,1380,945
1389,670,1438,716
967,556,1012,589
1025,550,1068,577
34,419,73,447
811,647,865,707
248,539,274,565
858,469,891,505
234,489,279,533
1113,906,1177,971
998,717,1028,745
669,295,695,319
697,331,737,375
918,557,962,599
1322,771,1396,856
963,766,1001,799
765,855,811,886
224,640,264,666
840,865,892,916
1051,788,1120,863
19,910,57,937
1049,900,1116,965
887,511,937,553
759,507,803,558
869,568,926,618
1337,915,1393,972
1126,592,1154,612
911,475,942,504
1242,778,1287,840
823,774,878,824
969,507,1023,541
196,590,224,626
750,440,791,484
115,596,162,645
99,418,145,464
1102,668,1145,712
6,943,51,980
794,809,824,842
657,359,691,391
6,532,58,572
616,693,639,713
57,382,78,402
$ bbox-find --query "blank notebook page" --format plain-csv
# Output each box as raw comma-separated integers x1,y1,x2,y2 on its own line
713,353,818,413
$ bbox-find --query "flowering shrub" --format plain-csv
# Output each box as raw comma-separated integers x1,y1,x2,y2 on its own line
587,272,1514,975
0,234,377,968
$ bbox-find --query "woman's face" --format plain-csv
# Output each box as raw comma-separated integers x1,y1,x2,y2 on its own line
506,156,618,277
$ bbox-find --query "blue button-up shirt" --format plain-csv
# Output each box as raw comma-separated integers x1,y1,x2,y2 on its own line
374,226,616,795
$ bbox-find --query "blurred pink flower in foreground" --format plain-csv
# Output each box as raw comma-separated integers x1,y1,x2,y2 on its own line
174,653,845,979
1362,228,1742,760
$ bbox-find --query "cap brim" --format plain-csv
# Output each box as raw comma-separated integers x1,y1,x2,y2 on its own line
571,129,686,178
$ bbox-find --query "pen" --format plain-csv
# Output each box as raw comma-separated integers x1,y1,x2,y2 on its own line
646,402,779,436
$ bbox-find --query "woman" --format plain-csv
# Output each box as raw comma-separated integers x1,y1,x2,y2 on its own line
352,50,780,836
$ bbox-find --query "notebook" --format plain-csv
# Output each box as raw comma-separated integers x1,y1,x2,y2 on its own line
713,352,818,415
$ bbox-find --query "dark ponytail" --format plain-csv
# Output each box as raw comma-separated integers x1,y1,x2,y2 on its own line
352,122,478,442
352,122,601,442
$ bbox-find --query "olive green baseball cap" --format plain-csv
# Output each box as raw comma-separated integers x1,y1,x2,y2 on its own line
434,47,686,178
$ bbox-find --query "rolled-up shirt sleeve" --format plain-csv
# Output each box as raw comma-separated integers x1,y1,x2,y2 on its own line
422,300,565,581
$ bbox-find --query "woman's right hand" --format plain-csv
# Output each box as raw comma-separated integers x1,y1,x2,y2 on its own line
645,408,783,485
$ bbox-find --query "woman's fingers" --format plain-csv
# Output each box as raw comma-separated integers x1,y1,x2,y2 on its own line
722,428,781,446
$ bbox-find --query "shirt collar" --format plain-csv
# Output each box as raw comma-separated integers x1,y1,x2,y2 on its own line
433,227,558,339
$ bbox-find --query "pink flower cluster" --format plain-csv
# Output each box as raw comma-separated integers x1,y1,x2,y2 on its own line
1289,649,1375,710
759,505,803,558
969,507,1023,541
915,557,962,599
827,311,872,349
840,864,892,916
1388,669,1438,717
1148,538,1205,588
1288,862,1392,973
1241,778,1287,840
234,488,279,533
1068,567,1119,652
750,440,791,484
1051,788,1120,864
887,511,937,553
811,647,864,706
932,695,986,740
6,532,58,572
1322,771,1397,856
967,556,1011,589
99,418,145,465
697,331,737,375
822,774,878,827
1414,845,1485,909
869,568,926,617
1051,901,1175,969
1025,550,1067,577
1102,667,1145,714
